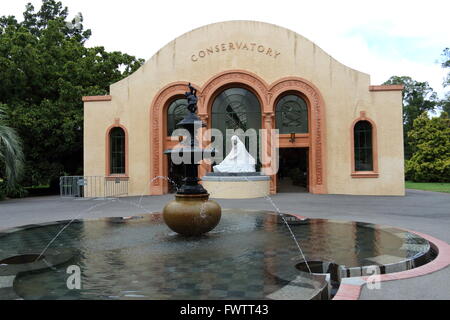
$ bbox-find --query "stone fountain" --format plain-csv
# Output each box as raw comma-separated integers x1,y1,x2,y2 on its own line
162,83,221,236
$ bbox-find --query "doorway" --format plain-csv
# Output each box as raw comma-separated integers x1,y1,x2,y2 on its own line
277,148,308,193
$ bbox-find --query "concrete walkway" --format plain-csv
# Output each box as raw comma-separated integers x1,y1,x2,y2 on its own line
0,189,449,300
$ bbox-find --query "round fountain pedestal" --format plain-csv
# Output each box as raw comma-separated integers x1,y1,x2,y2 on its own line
202,173,270,199
163,193,221,236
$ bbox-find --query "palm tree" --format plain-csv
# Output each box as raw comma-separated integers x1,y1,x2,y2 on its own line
0,105,24,187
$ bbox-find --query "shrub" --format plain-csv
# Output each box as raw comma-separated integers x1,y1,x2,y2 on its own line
405,113,450,182
0,179,6,200
6,184,28,198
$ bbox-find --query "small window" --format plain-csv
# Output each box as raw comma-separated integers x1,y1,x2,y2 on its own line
354,121,373,171
110,127,125,174
167,99,188,135
276,95,308,134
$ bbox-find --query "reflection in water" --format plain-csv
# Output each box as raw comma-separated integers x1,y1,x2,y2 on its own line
0,210,431,300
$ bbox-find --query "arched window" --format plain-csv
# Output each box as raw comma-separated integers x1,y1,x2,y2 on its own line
109,127,126,174
354,121,373,171
276,95,308,134
211,87,261,165
212,88,261,130
167,98,188,135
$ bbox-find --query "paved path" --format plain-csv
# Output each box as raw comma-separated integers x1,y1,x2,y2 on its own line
0,189,449,300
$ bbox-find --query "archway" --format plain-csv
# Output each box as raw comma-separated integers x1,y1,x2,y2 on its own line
269,77,327,194
275,94,309,192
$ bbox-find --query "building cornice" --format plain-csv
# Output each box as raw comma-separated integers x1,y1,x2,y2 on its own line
369,85,404,92
82,95,112,102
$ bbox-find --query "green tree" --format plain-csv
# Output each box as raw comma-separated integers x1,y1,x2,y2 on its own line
442,48,450,87
440,48,450,115
383,76,438,159
0,0,144,187
440,99,450,116
405,112,450,182
0,104,25,199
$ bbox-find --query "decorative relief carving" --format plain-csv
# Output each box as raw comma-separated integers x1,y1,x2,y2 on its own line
360,111,367,119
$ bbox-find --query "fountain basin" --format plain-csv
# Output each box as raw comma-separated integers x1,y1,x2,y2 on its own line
0,210,436,300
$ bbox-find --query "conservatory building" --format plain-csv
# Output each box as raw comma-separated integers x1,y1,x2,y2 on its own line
82,21,405,197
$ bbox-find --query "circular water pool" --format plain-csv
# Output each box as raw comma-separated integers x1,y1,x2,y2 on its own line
0,210,435,300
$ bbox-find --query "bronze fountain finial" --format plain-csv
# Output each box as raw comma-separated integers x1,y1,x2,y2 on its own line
184,83,198,113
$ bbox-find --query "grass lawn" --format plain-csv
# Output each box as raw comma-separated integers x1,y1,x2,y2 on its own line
405,181,450,193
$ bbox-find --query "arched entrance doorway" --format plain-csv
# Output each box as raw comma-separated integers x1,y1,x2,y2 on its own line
275,94,309,192
268,76,327,194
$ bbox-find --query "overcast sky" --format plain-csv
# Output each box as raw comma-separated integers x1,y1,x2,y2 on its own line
2,0,449,97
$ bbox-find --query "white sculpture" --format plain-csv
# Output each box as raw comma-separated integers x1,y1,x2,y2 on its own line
213,135,256,173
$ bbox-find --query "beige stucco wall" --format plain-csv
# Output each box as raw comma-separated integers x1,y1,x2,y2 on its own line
84,20,404,196
203,180,270,199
